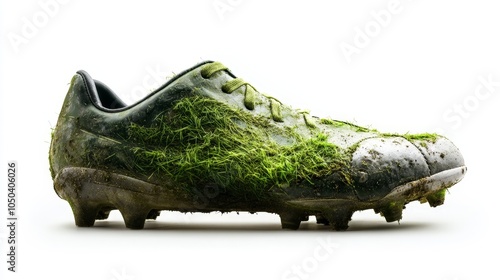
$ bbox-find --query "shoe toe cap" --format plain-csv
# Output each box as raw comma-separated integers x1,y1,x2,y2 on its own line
350,136,465,201
408,136,465,175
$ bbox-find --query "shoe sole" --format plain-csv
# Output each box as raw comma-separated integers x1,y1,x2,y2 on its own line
54,166,466,230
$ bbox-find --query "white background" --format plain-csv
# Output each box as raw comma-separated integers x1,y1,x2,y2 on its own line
0,0,499,279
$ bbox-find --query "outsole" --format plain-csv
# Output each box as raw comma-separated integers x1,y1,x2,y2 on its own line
54,166,466,230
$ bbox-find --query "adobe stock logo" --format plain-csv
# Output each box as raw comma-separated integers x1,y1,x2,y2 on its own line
282,236,339,280
7,0,70,54
129,65,171,102
109,267,134,280
442,74,500,130
339,0,413,63
212,0,243,21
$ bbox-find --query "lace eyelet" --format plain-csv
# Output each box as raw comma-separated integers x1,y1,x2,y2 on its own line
221,85,230,94
200,70,210,79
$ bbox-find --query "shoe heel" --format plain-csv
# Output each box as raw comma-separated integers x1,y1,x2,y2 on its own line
67,199,100,227
55,169,111,227
54,167,164,229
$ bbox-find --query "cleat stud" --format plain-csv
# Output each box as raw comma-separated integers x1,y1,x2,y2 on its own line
96,207,113,220
68,200,99,227
324,209,353,231
279,212,303,230
315,215,330,225
118,206,151,229
426,189,446,207
379,201,404,223
146,210,161,220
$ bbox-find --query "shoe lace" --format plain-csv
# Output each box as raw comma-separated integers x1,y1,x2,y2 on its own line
201,62,316,127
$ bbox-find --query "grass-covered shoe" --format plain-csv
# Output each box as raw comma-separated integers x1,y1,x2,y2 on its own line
49,61,466,230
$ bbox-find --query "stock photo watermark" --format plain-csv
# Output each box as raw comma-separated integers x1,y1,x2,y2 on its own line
179,184,220,224
7,0,70,54
213,0,243,21
193,184,220,209
127,65,172,104
282,236,339,280
339,0,415,63
441,74,499,131
6,162,18,273
110,267,135,280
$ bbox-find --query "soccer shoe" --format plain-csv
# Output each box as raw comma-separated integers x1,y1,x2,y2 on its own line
49,61,466,230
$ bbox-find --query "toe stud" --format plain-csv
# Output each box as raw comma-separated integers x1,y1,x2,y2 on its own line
378,201,405,223
426,189,446,207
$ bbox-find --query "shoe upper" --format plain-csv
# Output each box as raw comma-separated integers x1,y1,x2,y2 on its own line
49,61,465,203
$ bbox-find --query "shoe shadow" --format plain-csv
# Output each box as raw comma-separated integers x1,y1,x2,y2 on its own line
333,220,435,232
80,219,435,232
